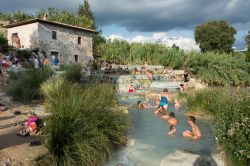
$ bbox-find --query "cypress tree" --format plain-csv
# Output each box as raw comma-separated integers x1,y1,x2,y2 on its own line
246,30,250,62
78,0,96,29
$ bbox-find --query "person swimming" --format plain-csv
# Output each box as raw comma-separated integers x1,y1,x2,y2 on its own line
137,98,152,109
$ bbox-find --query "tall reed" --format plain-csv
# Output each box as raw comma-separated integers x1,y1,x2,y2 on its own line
62,64,82,83
41,78,128,165
7,67,53,101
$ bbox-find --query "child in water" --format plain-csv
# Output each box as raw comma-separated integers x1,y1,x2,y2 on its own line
137,97,153,109
174,99,181,109
168,125,176,135
154,88,171,114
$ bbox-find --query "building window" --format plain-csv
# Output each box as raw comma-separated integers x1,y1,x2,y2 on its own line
75,55,79,62
52,31,57,40
78,37,81,45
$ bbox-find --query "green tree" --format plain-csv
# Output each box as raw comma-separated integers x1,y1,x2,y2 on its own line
194,20,236,53
245,30,250,62
78,0,95,29
36,8,93,29
93,31,106,59
0,32,8,53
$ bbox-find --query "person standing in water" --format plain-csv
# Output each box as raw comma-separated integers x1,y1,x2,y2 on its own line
183,116,202,140
128,83,135,93
154,88,171,114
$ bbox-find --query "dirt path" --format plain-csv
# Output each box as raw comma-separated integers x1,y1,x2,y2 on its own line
0,89,47,166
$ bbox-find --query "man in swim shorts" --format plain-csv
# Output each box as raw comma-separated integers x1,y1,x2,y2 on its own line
183,116,202,140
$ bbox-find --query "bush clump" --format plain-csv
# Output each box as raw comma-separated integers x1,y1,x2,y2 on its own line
7,67,53,101
186,88,250,166
41,78,128,165
62,64,82,83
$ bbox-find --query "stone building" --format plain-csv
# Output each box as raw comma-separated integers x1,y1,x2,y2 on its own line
4,18,95,65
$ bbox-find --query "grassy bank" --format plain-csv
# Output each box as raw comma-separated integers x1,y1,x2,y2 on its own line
186,88,250,166
40,78,128,165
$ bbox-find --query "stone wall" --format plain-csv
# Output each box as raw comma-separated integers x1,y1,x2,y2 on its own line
6,23,39,48
38,23,93,65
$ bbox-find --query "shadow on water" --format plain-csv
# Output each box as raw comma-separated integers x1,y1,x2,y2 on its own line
193,154,217,166
182,149,217,166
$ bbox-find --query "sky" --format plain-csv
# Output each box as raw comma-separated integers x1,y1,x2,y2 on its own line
1,0,249,50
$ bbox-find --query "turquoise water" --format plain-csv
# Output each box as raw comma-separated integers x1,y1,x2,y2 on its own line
106,93,216,166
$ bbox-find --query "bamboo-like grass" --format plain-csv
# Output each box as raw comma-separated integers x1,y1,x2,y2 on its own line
41,78,128,166
7,66,53,101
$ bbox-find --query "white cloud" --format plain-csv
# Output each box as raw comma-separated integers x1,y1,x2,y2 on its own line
107,32,200,51
164,36,200,51
153,32,167,40
107,34,126,41
131,35,149,43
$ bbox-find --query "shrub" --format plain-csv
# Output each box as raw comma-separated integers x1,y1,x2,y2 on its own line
0,33,8,53
41,78,128,165
16,49,33,60
186,88,250,165
7,67,53,101
62,64,82,83
19,61,34,69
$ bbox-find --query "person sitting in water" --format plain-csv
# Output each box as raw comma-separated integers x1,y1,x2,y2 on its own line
161,109,170,119
183,116,202,140
146,70,153,81
128,83,135,93
137,99,151,109
169,125,176,135
155,96,160,105
180,83,188,92
184,71,189,82
138,85,143,90
154,88,171,114
137,97,158,109
174,99,181,109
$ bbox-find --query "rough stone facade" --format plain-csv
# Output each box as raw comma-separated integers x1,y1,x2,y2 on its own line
5,19,93,65
37,23,93,65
